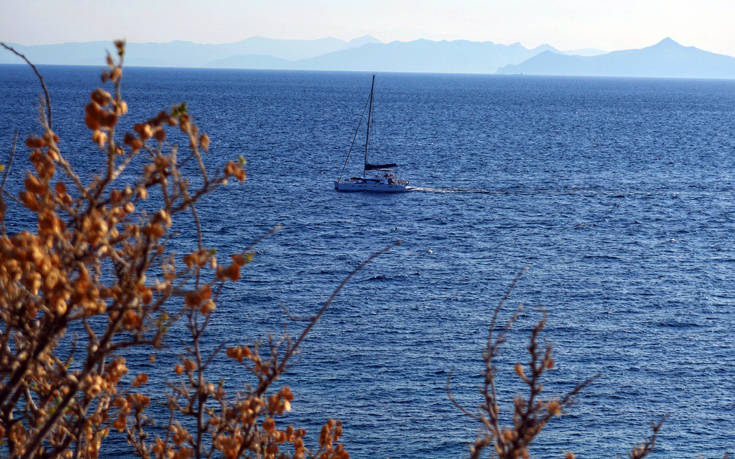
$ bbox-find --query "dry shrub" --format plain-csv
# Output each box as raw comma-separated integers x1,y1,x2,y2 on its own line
448,268,670,458
0,40,363,459
0,40,679,459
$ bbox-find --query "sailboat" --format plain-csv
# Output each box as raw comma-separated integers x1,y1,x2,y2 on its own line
334,75,409,193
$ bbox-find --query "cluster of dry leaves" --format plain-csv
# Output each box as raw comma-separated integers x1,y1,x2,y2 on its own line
0,40,348,459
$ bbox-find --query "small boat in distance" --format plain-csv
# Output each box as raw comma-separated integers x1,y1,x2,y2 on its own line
335,75,409,193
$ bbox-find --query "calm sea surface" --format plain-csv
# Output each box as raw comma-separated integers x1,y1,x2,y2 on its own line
1,65,734,457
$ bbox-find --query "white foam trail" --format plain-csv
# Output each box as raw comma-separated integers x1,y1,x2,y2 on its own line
406,186,493,194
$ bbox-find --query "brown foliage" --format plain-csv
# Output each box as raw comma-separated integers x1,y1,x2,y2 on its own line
0,40,363,458
448,267,598,458
448,268,674,458
0,39,680,459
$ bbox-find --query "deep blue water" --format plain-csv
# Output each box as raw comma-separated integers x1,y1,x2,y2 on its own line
1,64,735,457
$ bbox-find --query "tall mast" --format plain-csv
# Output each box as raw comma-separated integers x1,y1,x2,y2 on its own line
363,74,375,177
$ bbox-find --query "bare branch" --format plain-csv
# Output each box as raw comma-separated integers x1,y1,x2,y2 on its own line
0,130,17,192
445,370,482,422
0,43,53,128
489,265,529,336
0,130,18,235
278,240,401,374
628,414,667,459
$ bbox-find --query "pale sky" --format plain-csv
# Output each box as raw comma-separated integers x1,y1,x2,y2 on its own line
1,0,734,56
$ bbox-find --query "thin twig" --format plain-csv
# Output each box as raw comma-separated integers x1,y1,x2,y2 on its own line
202,343,225,371
445,370,482,421
0,130,18,236
489,265,529,334
0,43,52,129
0,130,17,192
278,303,314,322
242,225,282,254
278,240,401,374
628,414,668,459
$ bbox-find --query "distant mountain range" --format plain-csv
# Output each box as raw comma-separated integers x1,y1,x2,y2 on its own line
0,36,381,67
208,40,559,74
0,36,555,73
2,36,734,79
499,38,735,79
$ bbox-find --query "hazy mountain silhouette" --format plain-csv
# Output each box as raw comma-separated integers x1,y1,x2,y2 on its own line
0,41,115,66
299,40,556,73
347,35,382,48
0,37,554,73
209,39,556,73
3,36,734,79
499,38,735,78
206,54,294,70
0,36,382,67
562,48,607,56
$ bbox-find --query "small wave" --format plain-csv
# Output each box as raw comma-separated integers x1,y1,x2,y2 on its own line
363,273,413,282
656,320,700,328
582,254,621,261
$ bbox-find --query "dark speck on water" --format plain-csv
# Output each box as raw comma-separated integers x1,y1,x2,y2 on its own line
1,65,734,457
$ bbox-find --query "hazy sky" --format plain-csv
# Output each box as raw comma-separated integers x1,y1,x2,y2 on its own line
2,0,734,56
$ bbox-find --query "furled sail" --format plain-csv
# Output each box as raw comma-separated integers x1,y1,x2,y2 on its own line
365,162,398,170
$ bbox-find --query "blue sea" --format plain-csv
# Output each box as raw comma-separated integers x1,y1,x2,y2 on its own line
1,64,734,457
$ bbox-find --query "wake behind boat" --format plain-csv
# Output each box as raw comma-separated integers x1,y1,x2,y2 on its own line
335,75,408,193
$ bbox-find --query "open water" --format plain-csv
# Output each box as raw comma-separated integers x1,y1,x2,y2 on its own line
1,64,735,457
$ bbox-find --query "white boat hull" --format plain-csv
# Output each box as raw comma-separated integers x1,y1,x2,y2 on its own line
335,76,409,194
334,179,408,193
